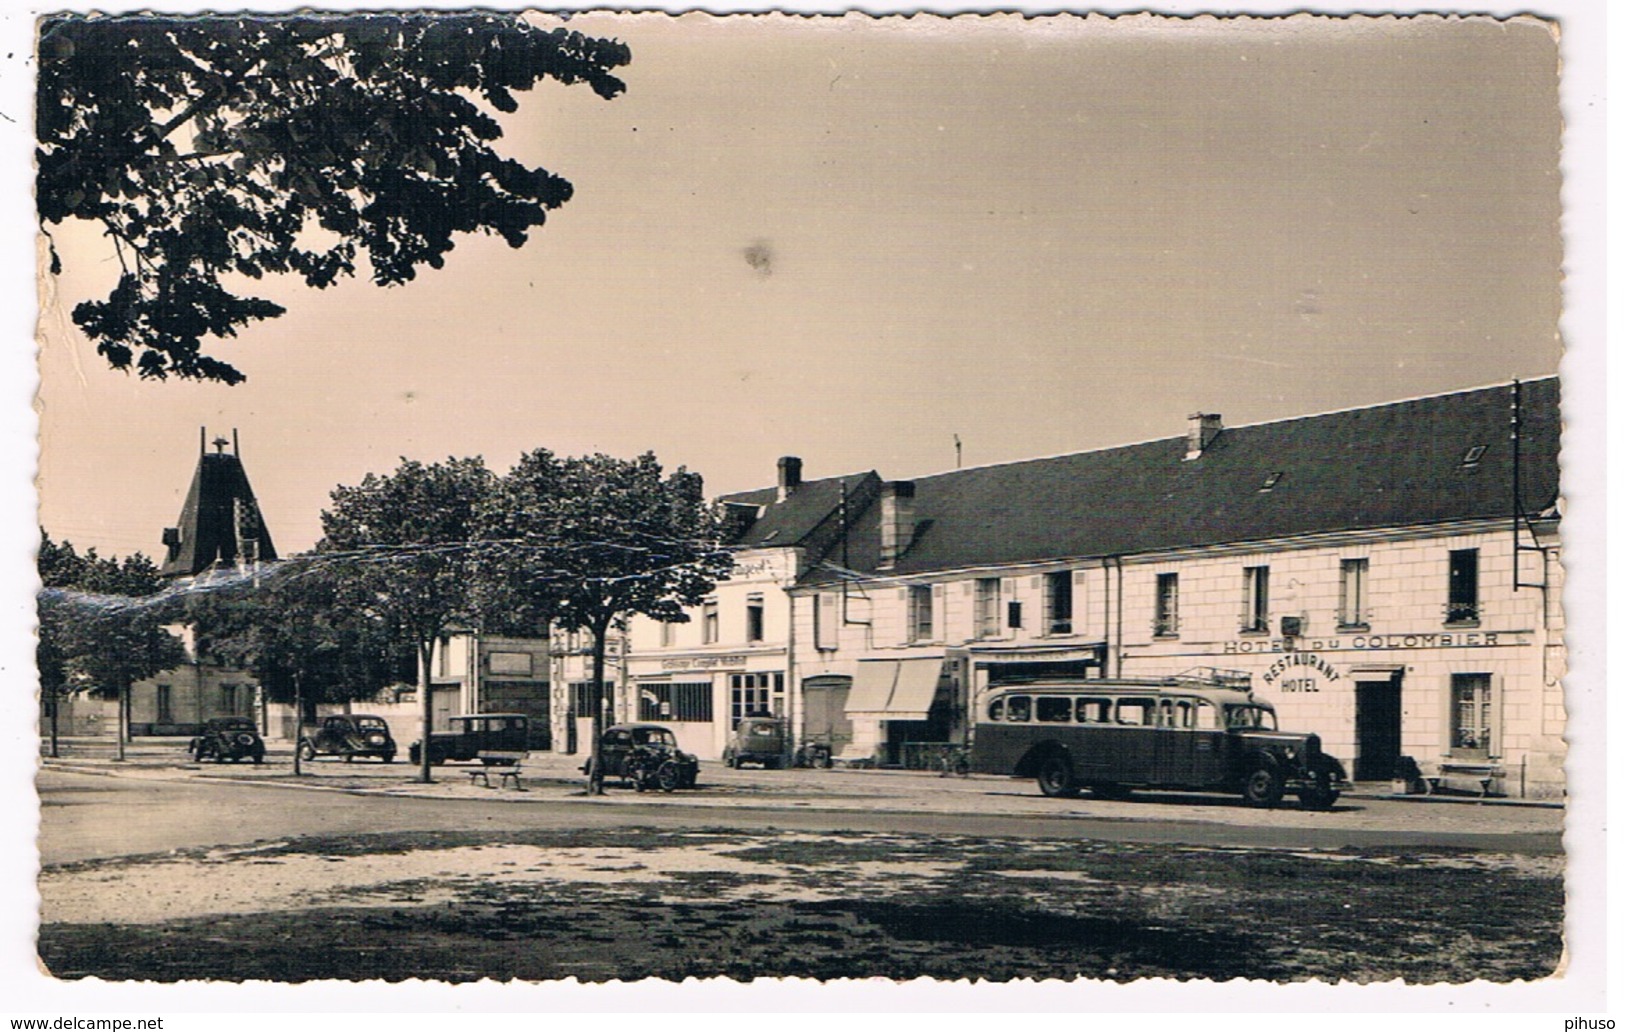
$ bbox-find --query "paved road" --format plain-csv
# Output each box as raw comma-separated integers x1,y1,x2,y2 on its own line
37,766,1563,865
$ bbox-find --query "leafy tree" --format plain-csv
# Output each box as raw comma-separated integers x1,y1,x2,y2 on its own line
318,456,494,782
478,451,732,794
37,12,631,383
37,530,182,758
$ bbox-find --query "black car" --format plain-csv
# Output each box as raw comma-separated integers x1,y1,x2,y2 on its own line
409,713,529,765
298,714,397,763
587,723,699,791
189,717,266,764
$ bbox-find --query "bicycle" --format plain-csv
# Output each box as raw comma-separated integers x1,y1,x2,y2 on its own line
938,744,970,778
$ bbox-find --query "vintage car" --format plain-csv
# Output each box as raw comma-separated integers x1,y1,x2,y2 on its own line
408,713,529,765
722,715,788,769
297,714,397,763
189,716,266,765
585,723,699,791
972,675,1347,809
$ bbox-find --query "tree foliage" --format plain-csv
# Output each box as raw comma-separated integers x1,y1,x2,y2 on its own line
183,559,411,710
318,456,494,781
37,529,182,704
477,450,733,791
37,12,631,383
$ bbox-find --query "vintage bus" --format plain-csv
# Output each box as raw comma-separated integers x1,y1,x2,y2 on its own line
970,676,1346,808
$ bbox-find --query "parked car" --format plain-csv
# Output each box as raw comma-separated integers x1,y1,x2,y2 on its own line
722,715,788,769
408,713,529,765
298,714,397,763
189,717,266,765
586,723,699,791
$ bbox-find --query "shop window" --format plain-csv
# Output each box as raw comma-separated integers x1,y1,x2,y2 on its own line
1045,571,1073,635
730,672,784,728
1241,566,1270,633
745,594,765,643
1339,558,1369,629
974,578,1001,639
1450,673,1494,758
639,682,712,722
1447,549,1480,625
1154,573,1179,637
908,585,934,643
702,599,719,644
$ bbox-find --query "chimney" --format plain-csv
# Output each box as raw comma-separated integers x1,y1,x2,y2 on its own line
776,456,803,501
878,480,917,569
1185,413,1222,461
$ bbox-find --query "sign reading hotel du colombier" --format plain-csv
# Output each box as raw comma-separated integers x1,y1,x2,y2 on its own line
1222,630,1530,655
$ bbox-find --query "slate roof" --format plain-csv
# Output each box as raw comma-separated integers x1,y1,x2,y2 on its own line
159,447,278,578
719,471,881,552
799,377,1559,584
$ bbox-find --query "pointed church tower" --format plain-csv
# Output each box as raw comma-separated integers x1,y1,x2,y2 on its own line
160,428,278,579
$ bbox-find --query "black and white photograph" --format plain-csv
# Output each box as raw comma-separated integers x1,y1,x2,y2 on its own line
4,0,1611,1016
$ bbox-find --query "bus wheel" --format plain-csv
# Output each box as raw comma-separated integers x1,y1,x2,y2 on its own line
1036,755,1077,798
1243,767,1284,807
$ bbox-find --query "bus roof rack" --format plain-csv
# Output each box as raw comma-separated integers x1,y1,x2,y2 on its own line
1174,667,1253,689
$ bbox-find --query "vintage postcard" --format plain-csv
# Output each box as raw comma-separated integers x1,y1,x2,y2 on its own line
9,0,1609,1016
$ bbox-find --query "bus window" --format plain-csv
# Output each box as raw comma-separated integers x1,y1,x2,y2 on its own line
1172,700,1197,728
1226,705,1277,730
1157,699,1176,727
988,698,1005,722
1036,697,1071,723
1193,701,1222,730
1076,697,1110,723
1116,699,1154,726
1006,695,1032,723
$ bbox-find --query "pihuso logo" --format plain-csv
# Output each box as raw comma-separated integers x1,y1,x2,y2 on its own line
1565,1021,1615,1031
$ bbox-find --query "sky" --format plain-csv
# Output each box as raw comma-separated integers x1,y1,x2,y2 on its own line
33,10,1567,559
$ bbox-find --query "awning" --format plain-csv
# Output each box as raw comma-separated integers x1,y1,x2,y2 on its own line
845,659,946,719
889,659,943,719
844,662,899,715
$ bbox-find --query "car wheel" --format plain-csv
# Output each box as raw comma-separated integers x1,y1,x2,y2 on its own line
1036,755,1076,798
297,741,316,762
382,752,395,764
408,744,421,765
724,753,736,769
252,749,265,765
1243,767,1284,807
656,761,682,793
344,753,355,763
429,747,447,767
1297,772,1339,810
817,751,834,770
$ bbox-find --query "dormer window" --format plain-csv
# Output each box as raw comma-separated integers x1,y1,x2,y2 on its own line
1461,445,1486,468
1259,471,1284,493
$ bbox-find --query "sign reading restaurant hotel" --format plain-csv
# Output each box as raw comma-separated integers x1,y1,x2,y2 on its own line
1223,630,1531,655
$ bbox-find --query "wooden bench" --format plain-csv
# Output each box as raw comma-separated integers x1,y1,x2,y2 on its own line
467,751,528,790
1431,761,1506,797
